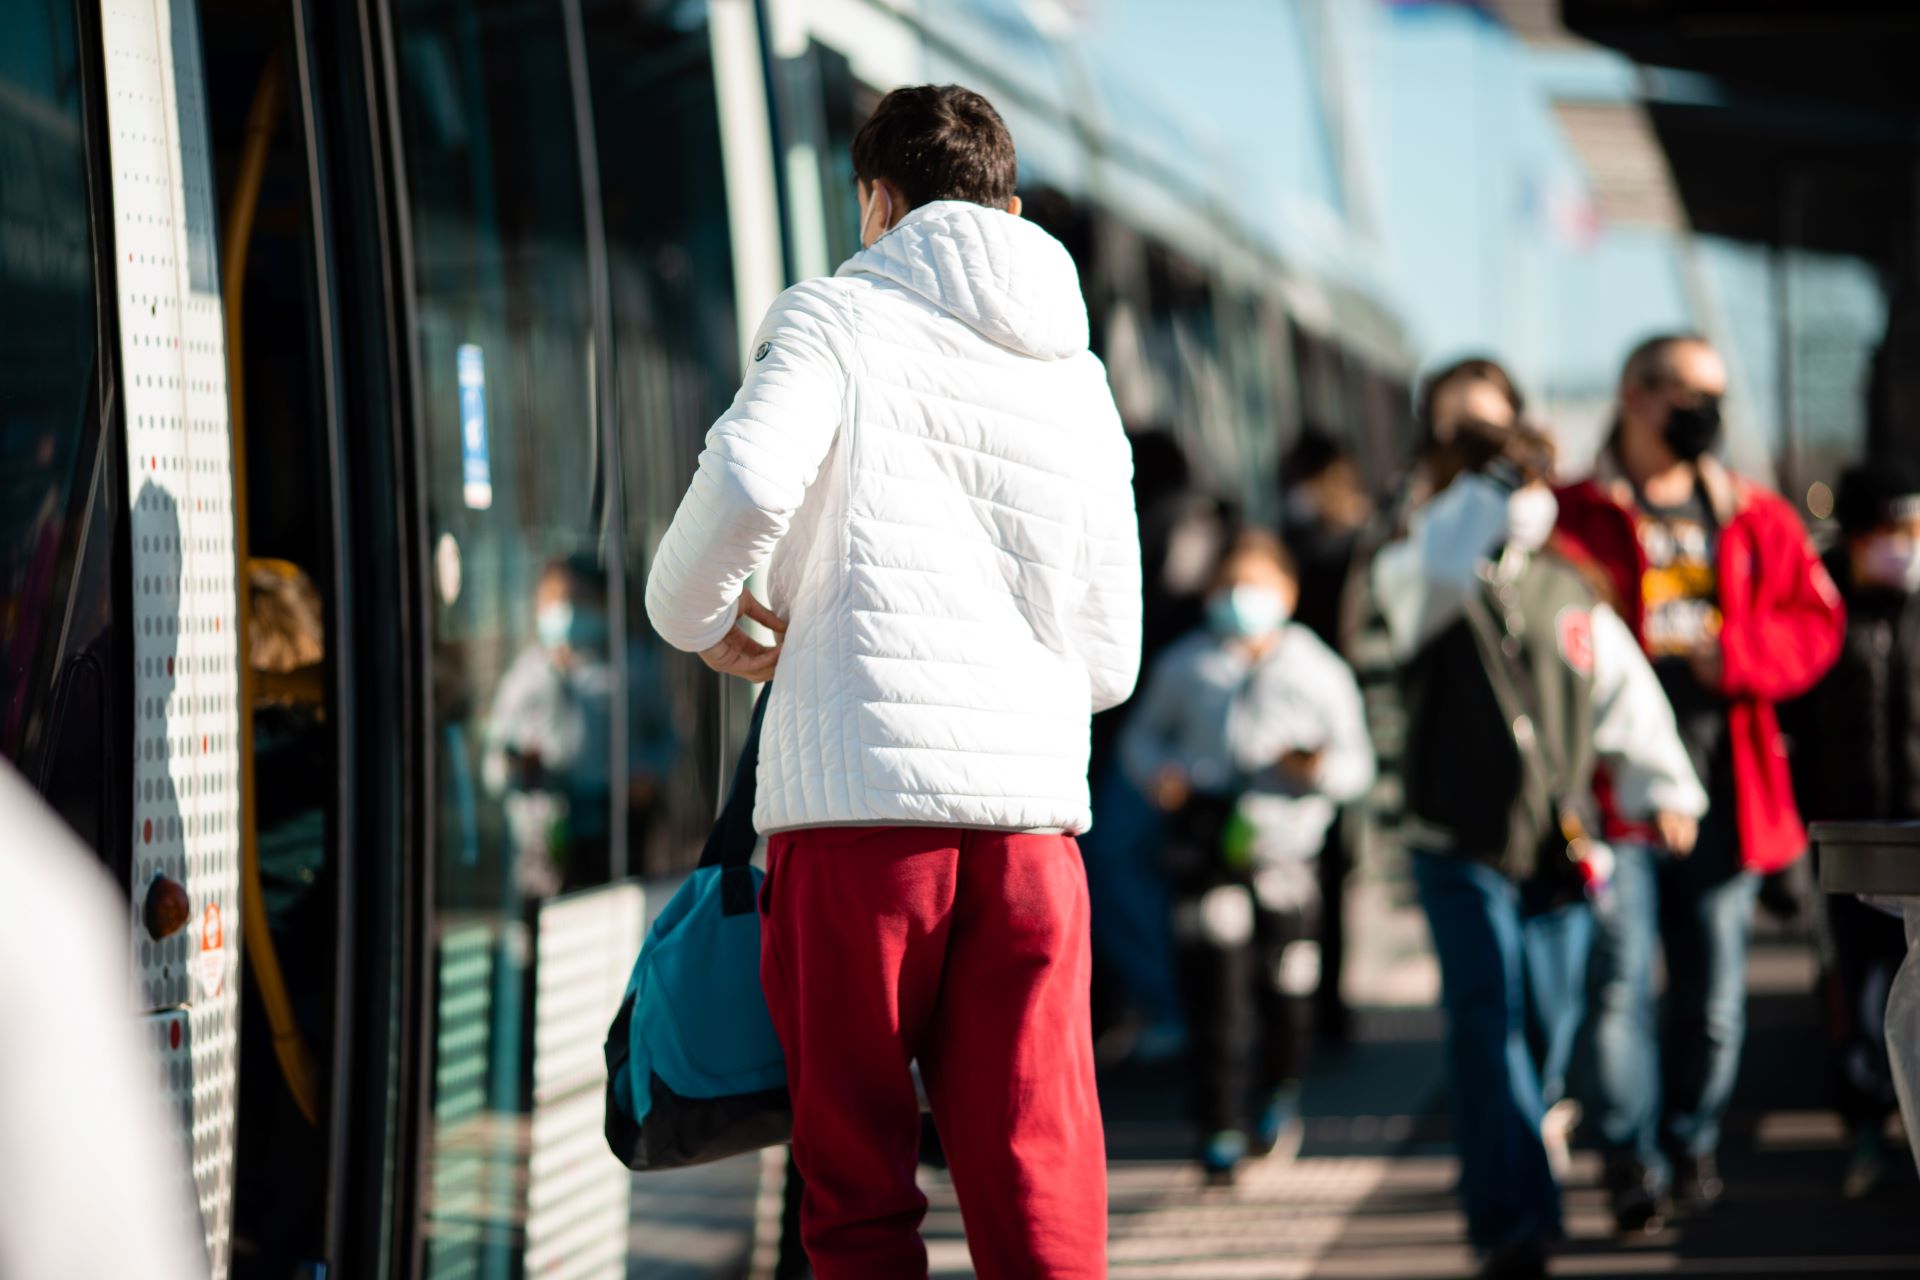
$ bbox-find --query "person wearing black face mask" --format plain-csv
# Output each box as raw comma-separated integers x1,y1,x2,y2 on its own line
1660,393,1722,464
1555,335,1846,1236
1784,460,1920,1199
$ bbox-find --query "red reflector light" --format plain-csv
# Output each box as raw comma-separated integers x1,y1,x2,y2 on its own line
143,876,190,941
169,1021,181,1051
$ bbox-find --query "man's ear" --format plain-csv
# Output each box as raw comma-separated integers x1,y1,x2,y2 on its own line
870,179,905,232
1007,194,1023,218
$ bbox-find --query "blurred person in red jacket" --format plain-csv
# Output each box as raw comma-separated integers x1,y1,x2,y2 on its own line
1554,334,1845,1235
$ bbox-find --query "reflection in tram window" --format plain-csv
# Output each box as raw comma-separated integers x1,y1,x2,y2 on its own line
391,0,602,906
482,555,677,898
0,10,99,769
583,0,743,877
391,0,625,1270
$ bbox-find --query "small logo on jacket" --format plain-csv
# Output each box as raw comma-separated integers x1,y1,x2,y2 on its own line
1556,606,1595,677
753,341,771,362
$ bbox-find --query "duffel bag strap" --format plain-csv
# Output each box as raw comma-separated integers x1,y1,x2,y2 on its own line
698,682,770,915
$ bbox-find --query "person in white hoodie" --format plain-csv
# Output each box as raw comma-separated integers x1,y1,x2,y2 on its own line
644,85,1140,1278
1371,366,1706,1280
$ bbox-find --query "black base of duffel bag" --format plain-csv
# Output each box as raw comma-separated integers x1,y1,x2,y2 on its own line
603,988,792,1171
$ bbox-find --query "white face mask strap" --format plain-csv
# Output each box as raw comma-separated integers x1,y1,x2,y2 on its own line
1507,486,1559,554
1866,533,1920,591
863,184,893,244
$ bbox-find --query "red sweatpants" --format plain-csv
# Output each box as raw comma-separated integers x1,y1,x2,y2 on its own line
760,825,1108,1278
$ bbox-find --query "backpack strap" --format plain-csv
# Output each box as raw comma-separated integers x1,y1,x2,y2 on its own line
699,682,770,915
1462,568,1595,884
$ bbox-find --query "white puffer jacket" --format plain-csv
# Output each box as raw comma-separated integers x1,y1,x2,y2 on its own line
645,201,1143,835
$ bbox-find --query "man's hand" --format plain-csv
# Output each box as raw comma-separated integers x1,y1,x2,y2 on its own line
1151,766,1190,813
698,594,788,682
1656,810,1698,858
1277,747,1324,789
505,746,544,788
1688,642,1723,692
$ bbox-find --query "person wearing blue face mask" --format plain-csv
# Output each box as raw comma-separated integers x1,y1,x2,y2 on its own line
1119,528,1375,1184
484,554,678,896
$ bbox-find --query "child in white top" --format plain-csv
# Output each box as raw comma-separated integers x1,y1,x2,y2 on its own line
1118,529,1374,1182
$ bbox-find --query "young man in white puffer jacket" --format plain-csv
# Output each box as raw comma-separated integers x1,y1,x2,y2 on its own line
646,85,1141,1278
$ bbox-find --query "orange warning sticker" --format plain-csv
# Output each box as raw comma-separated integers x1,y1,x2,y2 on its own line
197,902,226,998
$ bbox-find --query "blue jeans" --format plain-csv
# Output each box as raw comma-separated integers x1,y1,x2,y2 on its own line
1413,852,1594,1255
1082,767,1183,1030
1587,816,1759,1184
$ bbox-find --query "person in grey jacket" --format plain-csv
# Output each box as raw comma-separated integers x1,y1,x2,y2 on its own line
1121,528,1374,1182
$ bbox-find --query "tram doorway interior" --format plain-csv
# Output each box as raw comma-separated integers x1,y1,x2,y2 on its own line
199,3,341,1274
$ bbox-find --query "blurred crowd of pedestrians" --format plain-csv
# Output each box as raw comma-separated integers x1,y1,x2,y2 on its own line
1084,332,1916,1280
19,71,1919,1280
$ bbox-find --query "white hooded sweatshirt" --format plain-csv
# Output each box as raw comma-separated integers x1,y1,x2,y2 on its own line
646,201,1143,834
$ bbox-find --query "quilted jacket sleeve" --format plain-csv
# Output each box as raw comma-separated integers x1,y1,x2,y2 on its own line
645,281,848,653
1077,407,1143,713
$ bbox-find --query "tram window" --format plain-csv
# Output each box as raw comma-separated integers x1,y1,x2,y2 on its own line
389,0,613,1268
0,8,101,770
582,0,741,877
812,47,876,269
393,0,605,900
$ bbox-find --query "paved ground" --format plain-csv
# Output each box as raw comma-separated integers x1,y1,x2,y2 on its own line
628,884,1920,1279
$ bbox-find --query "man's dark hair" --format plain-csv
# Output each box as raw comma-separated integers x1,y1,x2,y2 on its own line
1621,332,1710,388
1210,527,1298,590
541,552,608,603
851,84,1018,211
1417,356,1524,437
1281,426,1347,486
1836,457,1920,535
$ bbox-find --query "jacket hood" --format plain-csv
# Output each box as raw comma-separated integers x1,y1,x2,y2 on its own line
1590,430,1745,524
839,200,1090,360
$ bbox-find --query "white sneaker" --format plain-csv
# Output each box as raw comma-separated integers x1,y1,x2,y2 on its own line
1541,1098,1582,1183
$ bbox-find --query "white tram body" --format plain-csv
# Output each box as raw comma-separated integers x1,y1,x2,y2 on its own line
100,2,242,1273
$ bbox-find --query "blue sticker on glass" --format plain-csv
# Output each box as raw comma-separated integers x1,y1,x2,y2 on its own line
171,0,218,293
458,344,492,510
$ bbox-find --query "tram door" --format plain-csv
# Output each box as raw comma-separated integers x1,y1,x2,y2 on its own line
5,2,264,1275
3,1,363,1275
9,0,753,1274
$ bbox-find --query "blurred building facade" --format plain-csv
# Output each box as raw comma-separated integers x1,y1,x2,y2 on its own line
1091,0,1895,515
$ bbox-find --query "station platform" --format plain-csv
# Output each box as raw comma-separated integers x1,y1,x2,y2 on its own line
627,884,1920,1279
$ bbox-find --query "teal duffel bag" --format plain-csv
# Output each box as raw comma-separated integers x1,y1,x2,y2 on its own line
605,686,790,1170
